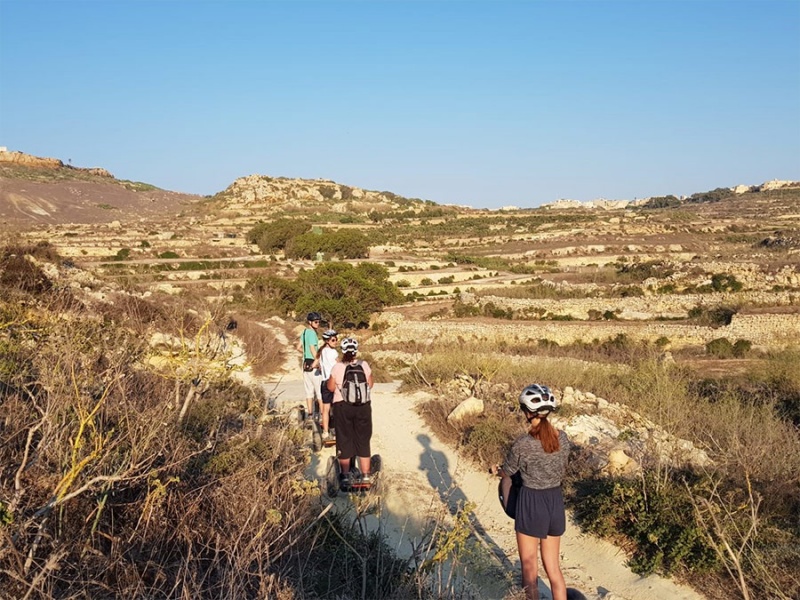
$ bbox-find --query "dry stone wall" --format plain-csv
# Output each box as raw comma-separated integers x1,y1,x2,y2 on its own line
465,291,799,321
374,312,800,349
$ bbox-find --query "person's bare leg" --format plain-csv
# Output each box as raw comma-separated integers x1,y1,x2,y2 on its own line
339,457,351,474
322,403,330,433
306,397,314,418
516,531,539,599
358,455,371,475
540,535,566,600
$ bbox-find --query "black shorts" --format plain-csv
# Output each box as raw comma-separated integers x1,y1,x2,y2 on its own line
320,380,334,404
515,485,565,539
335,402,372,459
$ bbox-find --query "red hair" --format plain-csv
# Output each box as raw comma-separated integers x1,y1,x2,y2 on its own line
530,416,560,453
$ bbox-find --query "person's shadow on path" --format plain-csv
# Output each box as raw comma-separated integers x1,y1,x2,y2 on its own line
416,434,515,578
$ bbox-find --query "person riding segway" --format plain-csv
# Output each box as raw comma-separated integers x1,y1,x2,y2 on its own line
315,329,339,448
326,337,377,491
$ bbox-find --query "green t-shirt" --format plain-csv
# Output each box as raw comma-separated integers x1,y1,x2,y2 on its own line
301,328,319,360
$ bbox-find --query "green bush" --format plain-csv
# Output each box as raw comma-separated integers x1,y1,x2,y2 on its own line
706,338,734,358
688,305,736,326
710,273,743,292
285,229,370,260
247,262,404,326
572,474,719,577
732,339,752,358
687,187,733,204
615,260,674,282
246,218,309,253
158,251,180,259
452,300,481,318
482,302,512,319
641,195,682,209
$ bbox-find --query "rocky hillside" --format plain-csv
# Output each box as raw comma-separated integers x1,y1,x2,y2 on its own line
0,150,449,228
208,173,441,219
0,150,204,226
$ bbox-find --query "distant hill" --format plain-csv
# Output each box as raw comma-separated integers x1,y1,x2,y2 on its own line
0,150,204,226
3,148,798,228
206,173,445,220
0,150,449,227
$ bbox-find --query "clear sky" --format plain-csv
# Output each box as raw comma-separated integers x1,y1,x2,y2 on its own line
1,1,798,209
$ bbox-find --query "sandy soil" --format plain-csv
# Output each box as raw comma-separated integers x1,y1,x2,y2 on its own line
252,326,706,600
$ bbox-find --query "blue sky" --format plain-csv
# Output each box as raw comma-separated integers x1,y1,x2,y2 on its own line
1,1,798,208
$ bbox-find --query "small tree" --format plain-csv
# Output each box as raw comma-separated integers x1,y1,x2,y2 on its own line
246,219,309,253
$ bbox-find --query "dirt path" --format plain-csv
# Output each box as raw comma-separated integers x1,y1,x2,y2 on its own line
252,325,706,600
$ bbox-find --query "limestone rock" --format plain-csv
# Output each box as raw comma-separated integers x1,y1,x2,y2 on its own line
605,448,639,476
447,396,484,423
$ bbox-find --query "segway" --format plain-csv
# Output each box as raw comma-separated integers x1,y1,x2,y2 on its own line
325,454,381,497
310,403,336,451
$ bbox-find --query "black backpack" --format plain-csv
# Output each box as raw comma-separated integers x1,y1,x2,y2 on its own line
342,361,370,405
498,471,523,519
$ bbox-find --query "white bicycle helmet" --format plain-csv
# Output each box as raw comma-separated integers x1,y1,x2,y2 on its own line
340,337,358,354
322,329,338,341
519,384,556,415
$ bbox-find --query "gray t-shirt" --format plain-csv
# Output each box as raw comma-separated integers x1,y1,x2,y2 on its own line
502,430,570,489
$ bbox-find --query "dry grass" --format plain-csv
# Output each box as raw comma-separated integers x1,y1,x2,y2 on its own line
401,339,800,599
0,244,510,600
231,315,285,376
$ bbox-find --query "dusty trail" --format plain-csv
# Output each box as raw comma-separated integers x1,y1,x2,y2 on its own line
253,324,705,600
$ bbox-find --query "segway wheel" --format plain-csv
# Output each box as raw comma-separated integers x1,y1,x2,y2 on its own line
311,425,322,452
288,406,304,426
326,456,340,497
370,454,382,473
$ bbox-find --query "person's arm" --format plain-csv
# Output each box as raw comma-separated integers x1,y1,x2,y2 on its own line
364,361,374,388
497,444,519,506
327,364,339,392
295,330,304,354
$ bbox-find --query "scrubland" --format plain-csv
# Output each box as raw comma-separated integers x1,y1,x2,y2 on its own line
394,338,800,600
0,242,448,600
2,174,800,599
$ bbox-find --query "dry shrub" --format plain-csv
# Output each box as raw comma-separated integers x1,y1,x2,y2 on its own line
405,339,800,599
100,291,171,333
402,342,617,401
229,316,284,376
1,278,425,599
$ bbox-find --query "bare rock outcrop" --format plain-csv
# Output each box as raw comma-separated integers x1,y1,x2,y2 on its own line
215,174,421,214
0,149,113,177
